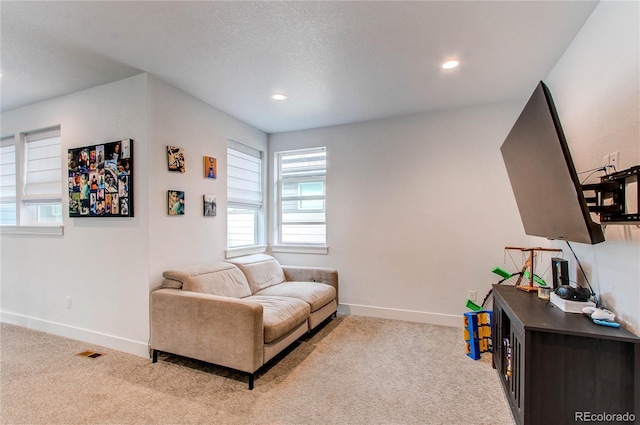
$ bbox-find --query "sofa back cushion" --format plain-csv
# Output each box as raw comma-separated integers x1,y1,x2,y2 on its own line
162,262,252,298
227,254,286,294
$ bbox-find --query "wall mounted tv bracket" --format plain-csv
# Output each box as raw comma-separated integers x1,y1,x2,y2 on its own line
583,165,640,224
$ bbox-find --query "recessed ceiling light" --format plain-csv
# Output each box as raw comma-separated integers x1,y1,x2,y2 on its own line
271,93,288,101
441,59,461,70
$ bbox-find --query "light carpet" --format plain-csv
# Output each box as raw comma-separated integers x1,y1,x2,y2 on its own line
0,316,515,424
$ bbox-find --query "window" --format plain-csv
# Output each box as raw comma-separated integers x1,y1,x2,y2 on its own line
298,181,324,210
227,140,263,248
0,128,62,227
0,137,16,225
276,147,326,245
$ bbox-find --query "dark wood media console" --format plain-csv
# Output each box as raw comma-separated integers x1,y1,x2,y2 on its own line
492,285,640,425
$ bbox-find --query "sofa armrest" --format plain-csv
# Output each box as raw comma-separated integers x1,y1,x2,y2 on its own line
150,288,264,373
281,266,339,305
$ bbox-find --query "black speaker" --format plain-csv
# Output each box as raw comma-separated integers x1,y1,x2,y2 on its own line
551,257,569,290
556,285,591,302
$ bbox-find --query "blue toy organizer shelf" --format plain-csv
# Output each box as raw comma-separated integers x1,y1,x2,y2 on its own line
463,310,492,360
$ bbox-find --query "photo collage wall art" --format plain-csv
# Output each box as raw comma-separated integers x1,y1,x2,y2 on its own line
68,139,133,217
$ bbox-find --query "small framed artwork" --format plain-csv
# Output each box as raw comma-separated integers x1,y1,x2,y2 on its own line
167,146,185,173
203,156,217,179
68,139,133,217
168,190,185,215
203,194,216,217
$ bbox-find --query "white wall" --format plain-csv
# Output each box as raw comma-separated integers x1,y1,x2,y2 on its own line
0,74,151,355
545,1,640,333
268,102,533,326
268,1,640,332
0,74,269,356
146,75,268,288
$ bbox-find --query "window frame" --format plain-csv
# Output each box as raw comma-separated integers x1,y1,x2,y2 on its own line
274,146,327,249
0,136,17,225
226,139,265,254
0,127,63,234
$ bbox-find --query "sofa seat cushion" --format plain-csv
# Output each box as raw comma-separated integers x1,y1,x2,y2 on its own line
227,254,286,294
256,282,336,312
245,295,310,343
162,263,252,298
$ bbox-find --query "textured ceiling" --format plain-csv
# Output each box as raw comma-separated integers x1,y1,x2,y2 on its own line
1,1,598,133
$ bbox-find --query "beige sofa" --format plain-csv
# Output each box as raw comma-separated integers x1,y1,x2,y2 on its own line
150,254,338,389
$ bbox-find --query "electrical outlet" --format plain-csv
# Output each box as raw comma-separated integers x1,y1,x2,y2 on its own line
66,297,72,309
468,290,477,302
610,151,620,171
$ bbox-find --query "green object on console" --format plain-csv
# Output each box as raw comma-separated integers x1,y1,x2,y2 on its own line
491,267,511,279
466,299,482,311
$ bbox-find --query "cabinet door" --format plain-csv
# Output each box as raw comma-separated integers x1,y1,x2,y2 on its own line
507,326,525,425
492,303,503,370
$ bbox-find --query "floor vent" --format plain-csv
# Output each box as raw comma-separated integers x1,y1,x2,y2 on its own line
76,350,105,359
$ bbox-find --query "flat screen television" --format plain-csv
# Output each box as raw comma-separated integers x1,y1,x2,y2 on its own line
500,81,605,245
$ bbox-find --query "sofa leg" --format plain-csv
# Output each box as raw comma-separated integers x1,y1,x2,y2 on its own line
248,373,255,390
152,349,158,363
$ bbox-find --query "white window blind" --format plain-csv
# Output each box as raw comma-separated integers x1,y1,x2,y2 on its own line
0,137,17,225
0,127,62,227
277,147,326,245
0,137,16,199
227,141,262,208
227,140,263,248
24,129,61,202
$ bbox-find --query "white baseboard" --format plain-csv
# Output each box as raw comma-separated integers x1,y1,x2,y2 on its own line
1,311,149,358
2,305,460,359
338,303,461,328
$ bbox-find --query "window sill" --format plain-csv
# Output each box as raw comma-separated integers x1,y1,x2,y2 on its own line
0,225,64,236
225,245,267,259
271,245,329,255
